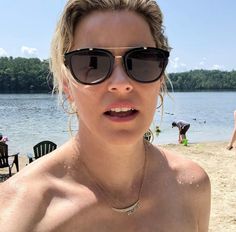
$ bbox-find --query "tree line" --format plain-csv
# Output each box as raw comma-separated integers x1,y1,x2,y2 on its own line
167,69,236,91
0,57,52,93
0,56,235,93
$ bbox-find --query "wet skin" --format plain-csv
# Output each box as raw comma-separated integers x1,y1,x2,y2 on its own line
0,10,210,232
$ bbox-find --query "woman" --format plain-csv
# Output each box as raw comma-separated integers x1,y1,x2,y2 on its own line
226,110,236,150
0,1,211,231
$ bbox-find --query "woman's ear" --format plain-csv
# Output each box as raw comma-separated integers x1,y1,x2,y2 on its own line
160,75,165,85
159,75,167,90
63,79,74,102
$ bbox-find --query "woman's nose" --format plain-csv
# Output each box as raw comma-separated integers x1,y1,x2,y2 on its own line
107,61,134,94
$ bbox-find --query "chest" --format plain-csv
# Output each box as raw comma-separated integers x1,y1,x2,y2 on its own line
38,198,198,232
36,166,198,232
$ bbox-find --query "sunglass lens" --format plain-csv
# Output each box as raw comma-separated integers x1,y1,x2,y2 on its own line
70,50,111,84
126,49,168,83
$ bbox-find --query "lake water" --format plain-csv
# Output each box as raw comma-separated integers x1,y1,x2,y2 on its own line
0,92,235,155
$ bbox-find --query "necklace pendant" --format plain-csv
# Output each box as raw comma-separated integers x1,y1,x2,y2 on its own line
112,200,140,215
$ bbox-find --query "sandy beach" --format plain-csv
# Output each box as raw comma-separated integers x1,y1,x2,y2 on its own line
1,141,236,231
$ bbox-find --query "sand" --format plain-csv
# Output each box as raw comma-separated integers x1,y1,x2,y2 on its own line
1,141,236,231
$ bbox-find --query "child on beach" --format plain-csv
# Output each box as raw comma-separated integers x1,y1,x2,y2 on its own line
0,1,211,231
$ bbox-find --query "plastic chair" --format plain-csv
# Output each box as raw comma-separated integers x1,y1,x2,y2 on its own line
28,140,57,163
0,142,19,177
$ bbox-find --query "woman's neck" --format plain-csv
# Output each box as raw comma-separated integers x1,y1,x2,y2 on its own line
72,132,147,195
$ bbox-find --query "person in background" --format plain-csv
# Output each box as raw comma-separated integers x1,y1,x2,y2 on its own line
0,1,210,231
226,110,236,150
172,120,190,144
0,133,8,143
155,125,161,136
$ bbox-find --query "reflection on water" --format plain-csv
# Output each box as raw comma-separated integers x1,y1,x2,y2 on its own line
0,92,235,154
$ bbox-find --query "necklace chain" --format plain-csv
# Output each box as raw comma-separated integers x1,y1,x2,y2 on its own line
80,141,148,215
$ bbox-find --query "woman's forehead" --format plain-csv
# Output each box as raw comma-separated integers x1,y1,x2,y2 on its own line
71,10,155,50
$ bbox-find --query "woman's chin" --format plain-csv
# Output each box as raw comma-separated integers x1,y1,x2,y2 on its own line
101,131,145,146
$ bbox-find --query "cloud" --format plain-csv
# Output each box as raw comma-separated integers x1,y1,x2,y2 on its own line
211,64,225,70
198,57,207,67
169,57,187,71
180,63,187,67
197,58,225,70
0,48,8,57
171,57,179,69
21,46,38,57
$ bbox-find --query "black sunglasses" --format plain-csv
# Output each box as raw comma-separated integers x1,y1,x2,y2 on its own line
64,47,169,85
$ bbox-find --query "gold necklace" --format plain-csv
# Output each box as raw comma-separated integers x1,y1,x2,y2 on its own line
80,142,148,216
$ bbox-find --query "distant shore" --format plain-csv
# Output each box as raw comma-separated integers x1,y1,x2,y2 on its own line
1,141,235,231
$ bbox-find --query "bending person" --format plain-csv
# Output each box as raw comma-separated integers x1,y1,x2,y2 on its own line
172,120,190,144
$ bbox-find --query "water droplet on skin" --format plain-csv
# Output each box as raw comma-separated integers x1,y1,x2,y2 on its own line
177,179,183,184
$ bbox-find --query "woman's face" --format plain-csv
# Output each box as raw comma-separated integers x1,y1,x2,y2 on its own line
64,10,162,144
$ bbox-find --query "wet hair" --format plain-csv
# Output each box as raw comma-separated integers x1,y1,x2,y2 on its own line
0,133,2,140
172,122,177,127
50,0,170,100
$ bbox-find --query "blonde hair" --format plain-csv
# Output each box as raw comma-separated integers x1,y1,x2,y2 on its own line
50,0,170,99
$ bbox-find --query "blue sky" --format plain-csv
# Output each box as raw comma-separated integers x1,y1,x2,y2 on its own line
0,0,235,73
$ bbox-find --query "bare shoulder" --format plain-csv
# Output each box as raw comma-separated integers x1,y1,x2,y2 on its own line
157,146,210,188
0,167,51,232
0,141,97,232
0,144,67,231
154,146,211,231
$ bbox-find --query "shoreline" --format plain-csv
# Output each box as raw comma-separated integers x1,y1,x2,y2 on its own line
1,141,236,231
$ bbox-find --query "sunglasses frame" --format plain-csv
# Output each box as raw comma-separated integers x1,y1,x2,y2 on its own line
64,47,169,85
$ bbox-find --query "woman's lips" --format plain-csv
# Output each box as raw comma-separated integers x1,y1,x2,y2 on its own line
104,111,139,122
104,102,138,112
105,109,138,116
103,108,139,122
103,102,139,122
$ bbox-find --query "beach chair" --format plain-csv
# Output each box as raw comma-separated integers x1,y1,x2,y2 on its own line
28,140,57,163
0,142,19,177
